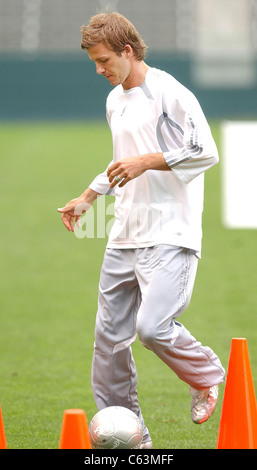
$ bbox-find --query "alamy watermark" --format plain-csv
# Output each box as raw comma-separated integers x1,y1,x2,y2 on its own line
73,196,183,240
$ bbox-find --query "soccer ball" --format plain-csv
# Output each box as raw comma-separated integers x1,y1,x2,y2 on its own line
89,406,143,449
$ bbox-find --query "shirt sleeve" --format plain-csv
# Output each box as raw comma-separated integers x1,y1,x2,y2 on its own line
161,84,219,184
89,161,115,196
89,101,116,196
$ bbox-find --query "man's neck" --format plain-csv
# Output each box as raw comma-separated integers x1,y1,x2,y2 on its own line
122,61,150,90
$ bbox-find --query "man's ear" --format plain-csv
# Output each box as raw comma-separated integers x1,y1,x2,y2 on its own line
123,44,133,58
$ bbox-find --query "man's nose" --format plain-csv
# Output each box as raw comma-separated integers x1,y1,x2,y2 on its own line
96,64,105,75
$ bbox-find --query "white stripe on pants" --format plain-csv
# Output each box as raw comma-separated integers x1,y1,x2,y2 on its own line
91,245,225,440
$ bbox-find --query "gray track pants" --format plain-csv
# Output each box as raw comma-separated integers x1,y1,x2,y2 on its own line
91,245,225,440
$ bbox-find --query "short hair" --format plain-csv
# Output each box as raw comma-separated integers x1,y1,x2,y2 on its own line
80,12,147,61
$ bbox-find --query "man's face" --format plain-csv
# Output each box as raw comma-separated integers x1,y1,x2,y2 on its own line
87,42,132,88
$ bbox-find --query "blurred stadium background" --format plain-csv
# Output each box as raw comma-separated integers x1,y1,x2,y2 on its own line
1,0,257,120
1,0,257,450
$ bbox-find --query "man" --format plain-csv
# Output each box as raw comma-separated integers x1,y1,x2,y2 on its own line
58,12,225,449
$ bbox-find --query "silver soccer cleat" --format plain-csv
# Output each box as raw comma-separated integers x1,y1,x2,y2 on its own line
140,440,153,449
190,384,219,424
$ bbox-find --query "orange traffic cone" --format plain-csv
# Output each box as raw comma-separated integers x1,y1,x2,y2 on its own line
0,405,7,449
217,337,257,449
59,409,92,449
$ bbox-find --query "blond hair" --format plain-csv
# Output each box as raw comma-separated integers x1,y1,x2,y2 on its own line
80,12,147,61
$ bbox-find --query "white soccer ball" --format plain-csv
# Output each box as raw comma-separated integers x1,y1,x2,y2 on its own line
89,406,143,449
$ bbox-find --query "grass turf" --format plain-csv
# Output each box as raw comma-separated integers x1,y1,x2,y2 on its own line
0,121,256,449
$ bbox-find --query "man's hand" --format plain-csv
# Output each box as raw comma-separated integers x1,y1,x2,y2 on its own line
107,153,170,188
58,188,99,232
107,156,146,188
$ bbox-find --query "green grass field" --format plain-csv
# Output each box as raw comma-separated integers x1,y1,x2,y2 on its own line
0,121,256,449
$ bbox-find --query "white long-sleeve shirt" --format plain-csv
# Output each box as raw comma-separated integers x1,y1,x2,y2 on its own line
89,67,219,256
